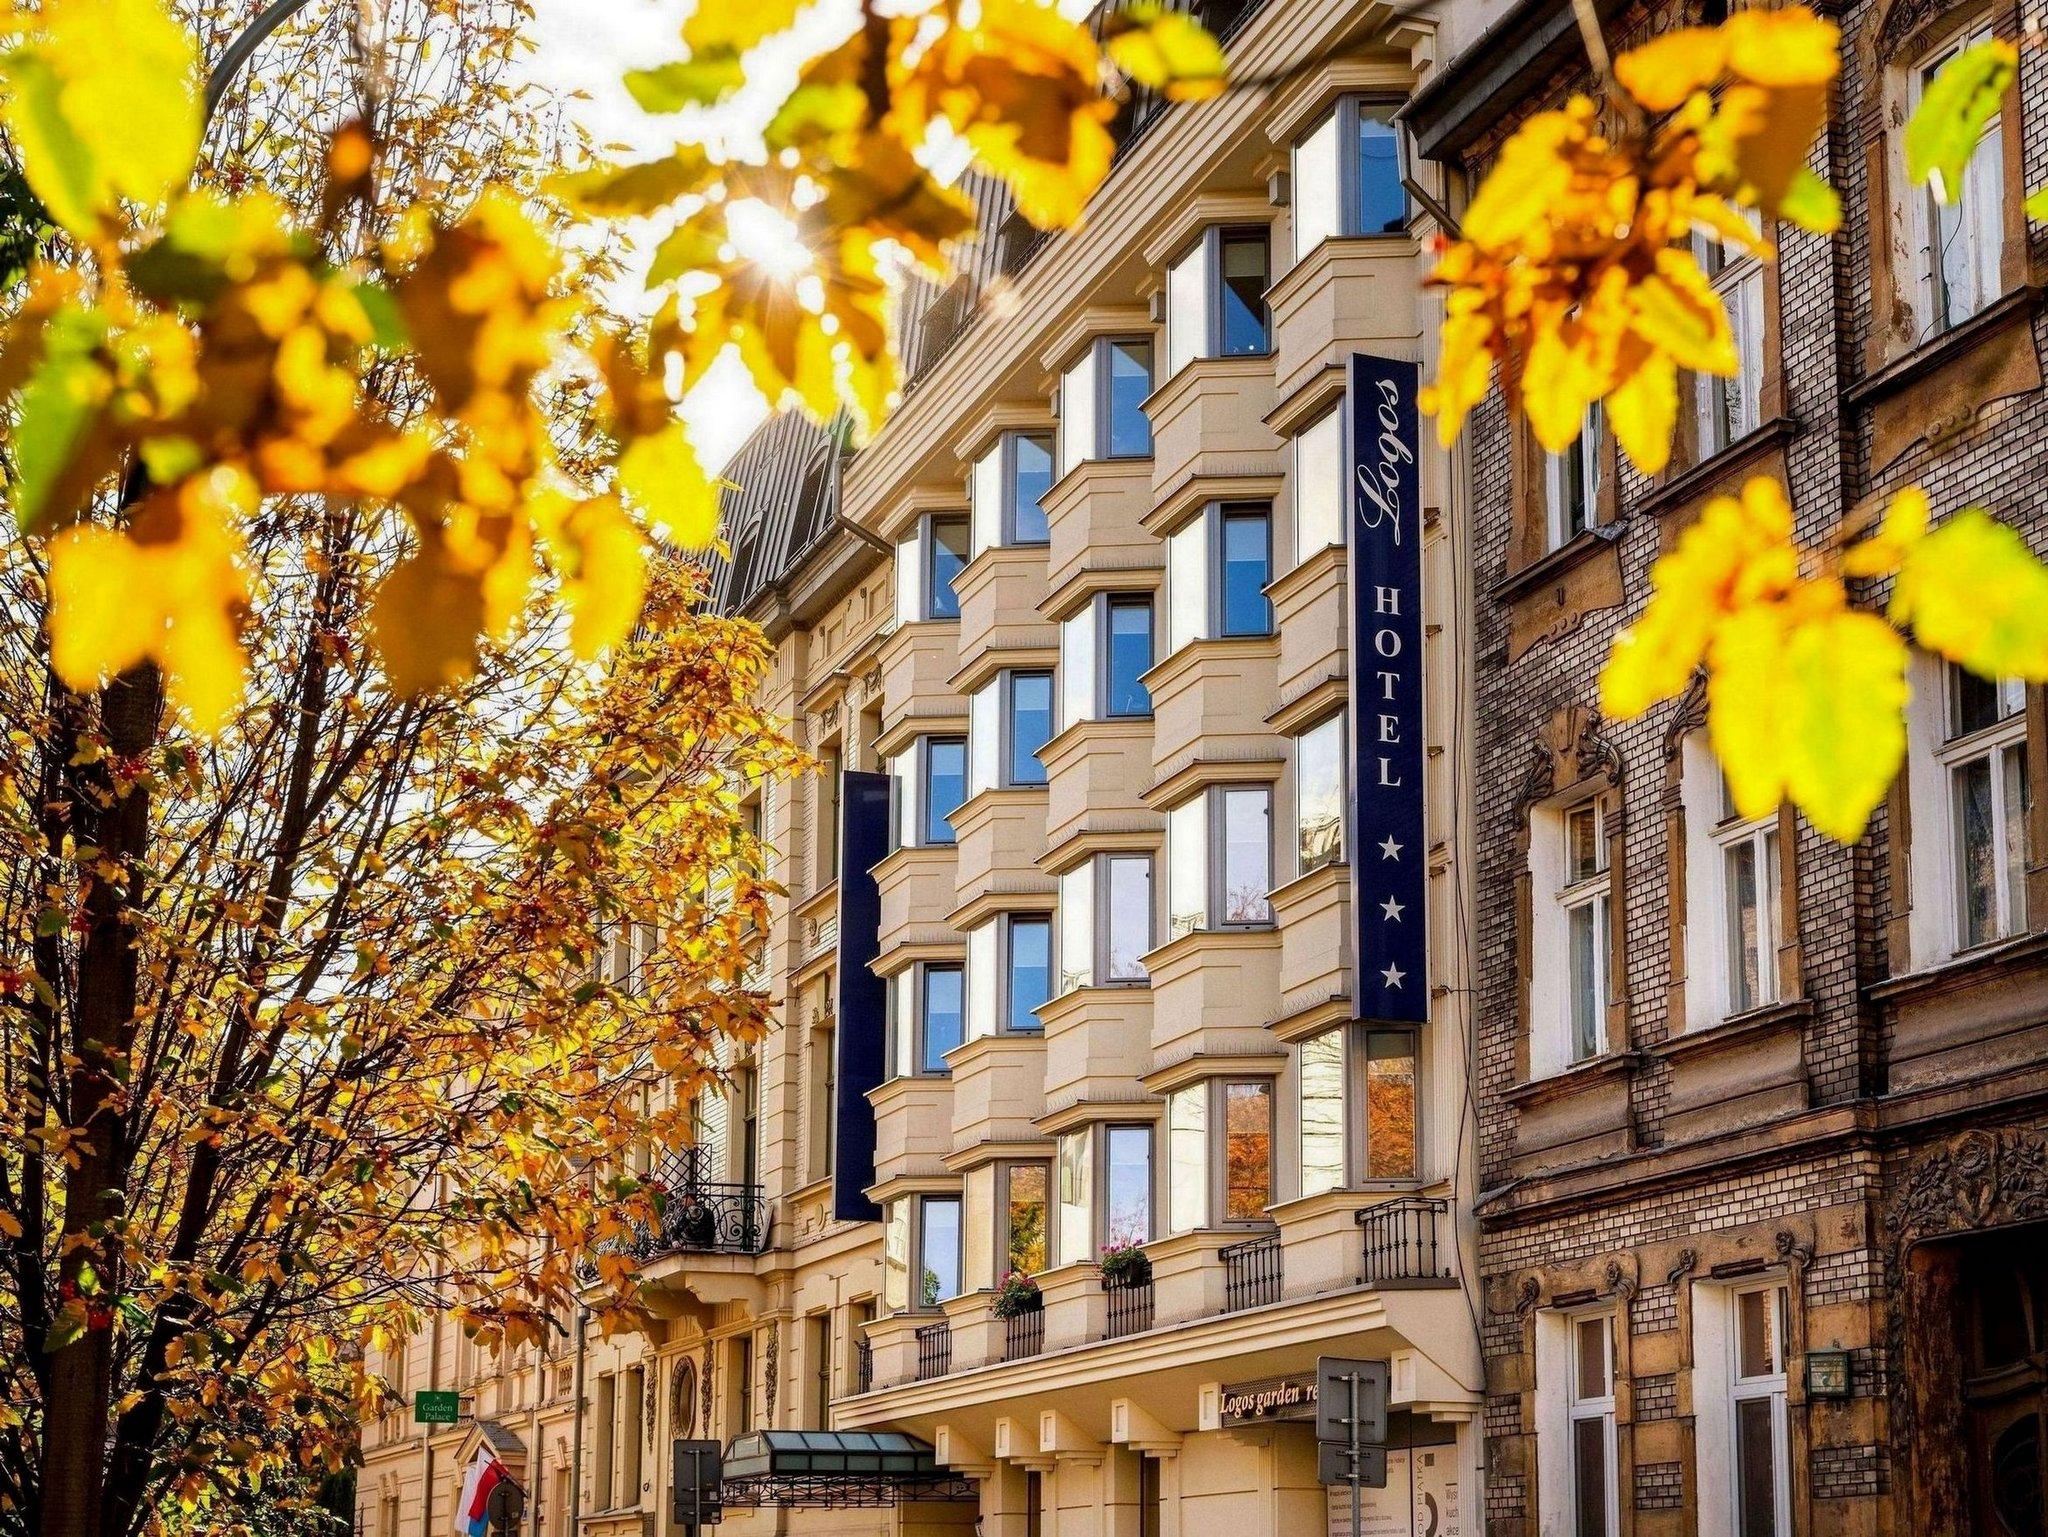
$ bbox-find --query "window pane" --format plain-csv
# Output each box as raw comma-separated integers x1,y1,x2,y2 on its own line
969,680,1000,798
1951,666,2018,737
1106,856,1152,980
1575,1317,1609,1399
1009,671,1053,786
1354,104,1406,235
883,1200,909,1311
1298,716,1346,872
1569,898,1604,1061
1168,520,1207,653
1218,233,1270,355
921,965,963,1073
1724,837,1761,1014
1299,1030,1347,1195
1168,1086,1208,1232
889,748,915,850
1955,755,1998,947
1060,353,1096,475
1566,805,1605,882
1057,1132,1091,1265
2004,745,2030,936
1572,1418,1609,1537
1106,339,1153,457
925,738,966,845
891,970,915,1078
1166,242,1205,375
1222,787,1271,922
1007,918,1052,1032
919,1197,962,1305
1168,798,1207,939
928,518,969,620
1294,408,1344,560
1005,1165,1049,1275
1107,599,1153,716
1736,1287,1779,1378
1059,865,1093,993
1104,1126,1152,1246
972,444,1003,554
1012,433,1053,543
1293,111,1339,259
1224,1081,1272,1220
1062,609,1096,725
1222,510,1272,635
1364,1032,1417,1180
1735,1397,1780,1537
895,534,920,623
966,922,996,1042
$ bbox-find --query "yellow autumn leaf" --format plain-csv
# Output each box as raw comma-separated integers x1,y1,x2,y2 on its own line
1460,108,1579,250
1629,247,1738,376
682,0,805,57
1721,7,1841,89
617,420,720,549
369,543,488,696
1841,484,1929,578
1890,508,2048,681
1709,597,1907,842
560,497,650,659
1614,27,1727,112
1606,348,1678,477
1102,3,1229,102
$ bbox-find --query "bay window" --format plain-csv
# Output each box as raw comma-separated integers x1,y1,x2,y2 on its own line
1291,96,1407,261
1544,406,1602,550
1694,221,1766,457
1055,1124,1153,1259
1912,26,2005,337
971,430,1054,551
917,1195,963,1308
882,1200,910,1310
1293,405,1345,560
1166,1079,1275,1231
1056,1130,1092,1266
1061,593,1154,723
1001,1162,1050,1275
894,514,970,623
1295,1025,1418,1195
1059,336,1153,472
1165,226,1271,377
1166,785,1273,937
970,669,1054,794
1295,714,1347,873
1167,1086,1208,1231
965,913,1052,1040
1166,503,1273,654
890,962,963,1077
1057,853,1154,992
889,735,967,848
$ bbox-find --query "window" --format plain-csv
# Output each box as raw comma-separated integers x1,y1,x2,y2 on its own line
918,1195,963,1307
1567,1316,1618,1537
1293,405,1345,560
619,1365,645,1500
1058,853,1154,991
1296,714,1347,873
1167,786,1273,936
1103,1125,1152,1247
889,736,967,848
1164,227,1271,376
1170,1079,1275,1229
970,670,1054,794
1056,1130,1092,1266
971,431,1054,550
1944,667,2030,949
1001,1162,1050,1274
1695,1283,1792,1537
1544,405,1602,550
1167,1087,1208,1231
1296,1025,1418,1194
1684,738,1783,1025
1061,593,1155,724
966,913,1051,1040
806,1311,833,1425
1292,96,1407,259
732,1335,753,1437
1059,336,1154,471
891,962,963,1077
1694,221,1765,457
895,514,970,623
1167,504,1273,654
1912,28,2004,337
1533,798,1612,1074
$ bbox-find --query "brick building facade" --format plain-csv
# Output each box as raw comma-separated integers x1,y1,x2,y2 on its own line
1410,0,2048,1533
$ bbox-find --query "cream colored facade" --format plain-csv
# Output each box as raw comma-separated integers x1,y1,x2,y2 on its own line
355,1,1482,1533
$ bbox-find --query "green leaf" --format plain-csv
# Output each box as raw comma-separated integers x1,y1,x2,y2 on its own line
645,221,726,288
624,53,746,112
2025,185,2048,223
0,0,203,237
1775,168,1842,236
350,279,410,351
550,149,717,217
11,306,115,534
1891,508,2048,680
43,1301,88,1354
1905,38,2016,203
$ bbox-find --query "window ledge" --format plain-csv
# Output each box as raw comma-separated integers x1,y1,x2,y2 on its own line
1870,928,2048,1005
1503,1049,1640,1109
1656,995,1814,1063
1488,523,1625,606
1633,415,1800,522
1846,284,2044,410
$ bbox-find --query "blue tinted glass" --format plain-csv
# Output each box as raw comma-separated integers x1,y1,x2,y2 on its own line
1106,341,1153,457
1218,234,1269,356
1011,435,1053,543
1009,672,1053,785
1007,918,1051,1032
928,520,969,620
921,966,963,1071
1355,111,1406,235
1221,513,1271,635
925,739,966,844
919,1196,962,1303
1106,600,1153,717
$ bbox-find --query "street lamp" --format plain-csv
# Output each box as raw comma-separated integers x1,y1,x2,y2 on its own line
205,0,324,123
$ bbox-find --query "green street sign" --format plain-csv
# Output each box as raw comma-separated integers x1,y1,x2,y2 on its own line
413,1390,461,1425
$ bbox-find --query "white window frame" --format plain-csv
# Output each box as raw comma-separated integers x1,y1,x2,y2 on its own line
1531,797,1612,1076
1291,95,1409,262
1059,335,1154,473
895,513,970,624
1543,405,1603,551
1536,1310,1620,1537
1907,24,2005,340
1693,1279,1792,1537
1937,665,2029,950
1164,225,1272,377
1693,219,1766,458
971,431,1054,553
1680,735,1782,1027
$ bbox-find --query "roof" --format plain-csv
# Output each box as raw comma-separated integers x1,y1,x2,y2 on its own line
1402,0,1638,163
703,409,847,616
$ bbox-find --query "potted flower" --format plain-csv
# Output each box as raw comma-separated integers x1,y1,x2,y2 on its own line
1096,1241,1151,1289
991,1270,1042,1319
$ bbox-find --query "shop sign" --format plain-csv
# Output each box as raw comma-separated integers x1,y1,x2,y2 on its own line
1217,1373,1318,1425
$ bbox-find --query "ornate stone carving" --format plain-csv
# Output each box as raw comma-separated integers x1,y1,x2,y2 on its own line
1513,1274,1543,1318
1666,1248,1698,1287
1887,1128,2048,1251
764,1326,780,1419
1876,0,1947,62
671,1356,698,1440
1775,1228,1816,1271
1661,674,1710,762
1604,1257,1639,1301
646,1364,659,1448
1517,703,1625,815
698,1342,715,1434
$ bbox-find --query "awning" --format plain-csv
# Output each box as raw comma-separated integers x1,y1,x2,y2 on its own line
718,1431,975,1508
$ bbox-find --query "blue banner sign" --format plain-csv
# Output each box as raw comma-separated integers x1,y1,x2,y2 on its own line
832,769,890,1222
1347,354,1427,1024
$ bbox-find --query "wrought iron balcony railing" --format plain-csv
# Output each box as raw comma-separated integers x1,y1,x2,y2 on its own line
574,1149,769,1284
914,1319,953,1381
1004,1308,1045,1362
1103,1268,1155,1339
1220,1228,1283,1311
855,1336,874,1394
1357,1197,1452,1284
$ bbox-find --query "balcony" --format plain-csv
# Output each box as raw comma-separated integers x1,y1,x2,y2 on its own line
1037,984,1153,1109
1143,924,1282,1063
1103,1266,1155,1339
916,1319,953,1381
876,619,959,727
950,788,1052,921
1358,1197,1451,1285
1267,541,1347,716
1004,1308,1046,1362
1220,1229,1283,1311
574,1149,769,1288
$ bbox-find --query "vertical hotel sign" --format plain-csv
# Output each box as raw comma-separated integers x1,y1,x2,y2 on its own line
1347,354,1426,1023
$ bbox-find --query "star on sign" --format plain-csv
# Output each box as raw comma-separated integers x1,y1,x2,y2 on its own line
1378,835,1403,860
1380,895,1405,922
1380,963,1406,989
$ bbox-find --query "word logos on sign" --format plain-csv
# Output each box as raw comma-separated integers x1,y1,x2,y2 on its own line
1218,1375,1318,1425
1346,353,1427,1024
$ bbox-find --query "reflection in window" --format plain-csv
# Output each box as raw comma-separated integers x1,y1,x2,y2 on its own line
924,738,966,845
1942,666,2029,950
1915,30,2005,337
920,964,963,1073
1223,1080,1273,1221
1006,916,1051,1033
919,1196,962,1307
1297,715,1347,873
1299,1031,1347,1196
1057,1131,1091,1266
1168,1086,1207,1232
1105,855,1153,981
1104,1125,1152,1247
1004,1164,1049,1274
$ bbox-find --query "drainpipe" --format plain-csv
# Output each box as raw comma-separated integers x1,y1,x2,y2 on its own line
568,1305,591,1535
